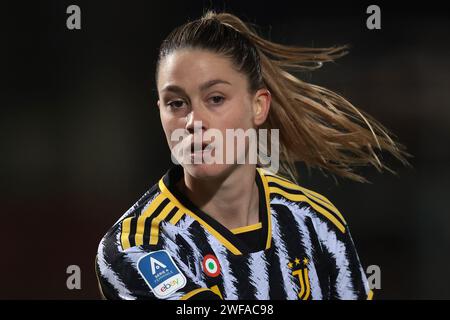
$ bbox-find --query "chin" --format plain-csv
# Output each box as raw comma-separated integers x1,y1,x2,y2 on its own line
183,163,234,181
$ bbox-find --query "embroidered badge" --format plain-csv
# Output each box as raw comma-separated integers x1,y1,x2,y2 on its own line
288,256,311,300
202,254,221,277
137,250,186,299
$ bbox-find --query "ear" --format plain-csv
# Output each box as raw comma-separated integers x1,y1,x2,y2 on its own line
252,89,271,126
157,100,161,109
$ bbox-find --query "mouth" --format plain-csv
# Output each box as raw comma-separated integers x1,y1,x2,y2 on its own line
190,142,210,154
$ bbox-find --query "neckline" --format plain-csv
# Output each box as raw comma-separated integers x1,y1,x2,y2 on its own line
231,222,262,234
158,165,272,255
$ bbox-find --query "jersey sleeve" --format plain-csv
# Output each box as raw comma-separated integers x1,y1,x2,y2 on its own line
327,224,373,300
95,228,222,300
321,218,373,300
306,194,373,300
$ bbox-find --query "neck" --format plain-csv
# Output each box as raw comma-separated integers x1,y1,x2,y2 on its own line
178,165,260,230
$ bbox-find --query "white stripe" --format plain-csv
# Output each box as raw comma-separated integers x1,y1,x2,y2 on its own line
159,225,207,288
308,211,357,299
360,266,370,296
96,236,136,300
204,229,239,299
161,217,205,282
248,251,270,299
176,213,195,229
271,208,300,299
271,197,323,299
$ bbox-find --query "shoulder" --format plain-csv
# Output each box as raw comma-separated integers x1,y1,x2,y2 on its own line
94,180,189,299
95,181,159,272
98,175,190,258
260,169,348,234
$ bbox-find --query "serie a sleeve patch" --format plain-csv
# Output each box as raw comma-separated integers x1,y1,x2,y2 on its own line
137,250,187,299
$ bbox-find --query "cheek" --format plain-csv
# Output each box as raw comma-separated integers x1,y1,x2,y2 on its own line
227,99,254,129
160,113,186,146
160,113,176,142
159,112,170,135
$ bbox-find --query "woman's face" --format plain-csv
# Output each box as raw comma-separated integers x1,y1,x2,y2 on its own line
157,48,270,180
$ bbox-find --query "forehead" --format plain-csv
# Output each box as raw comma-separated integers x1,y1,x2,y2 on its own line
157,49,246,91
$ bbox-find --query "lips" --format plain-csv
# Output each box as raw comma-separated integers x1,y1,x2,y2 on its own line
181,134,209,152
190,142,209,153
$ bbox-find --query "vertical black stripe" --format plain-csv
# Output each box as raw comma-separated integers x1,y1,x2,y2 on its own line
264,210,288,300
255,170,270,250
175,232,196,273
194,224,227,297
320,239,340,299
97,236,121,299
128,216,137,247
272,203,309,299
304,216,330,299
227,252,255,299
338,229,367,299
272,204,308,264
266,242,287,299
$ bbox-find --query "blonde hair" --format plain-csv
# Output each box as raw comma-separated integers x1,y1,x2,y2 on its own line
157,10,412,183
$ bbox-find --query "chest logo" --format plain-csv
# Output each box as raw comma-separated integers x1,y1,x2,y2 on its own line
288,257,311,300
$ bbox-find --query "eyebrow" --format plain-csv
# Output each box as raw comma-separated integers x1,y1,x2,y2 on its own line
161,79,231,95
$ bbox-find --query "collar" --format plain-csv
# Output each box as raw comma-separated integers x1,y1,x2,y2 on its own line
158,165,272,255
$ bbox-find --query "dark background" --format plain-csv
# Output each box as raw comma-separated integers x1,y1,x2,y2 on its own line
2,0,449,299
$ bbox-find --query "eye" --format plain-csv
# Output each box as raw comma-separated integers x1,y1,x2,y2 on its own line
208,95,225,105
167,100,186,109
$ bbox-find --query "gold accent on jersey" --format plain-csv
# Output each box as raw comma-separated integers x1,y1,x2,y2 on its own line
135,193,166,246
231,222,262,234
263,170,333,206
180,288,214,300
257,168,273,250
150,202,176,245
266,175,346,224
269,186,346,233
210,285,224,299
293,267,311,300
120,193,179,249
169,209,185,225
159,179,243,255
120,217,132,250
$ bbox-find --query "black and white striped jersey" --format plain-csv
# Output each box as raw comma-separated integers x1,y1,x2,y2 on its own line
95,165,373,300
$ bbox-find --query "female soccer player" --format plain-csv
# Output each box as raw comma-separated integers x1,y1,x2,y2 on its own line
95,11,410,300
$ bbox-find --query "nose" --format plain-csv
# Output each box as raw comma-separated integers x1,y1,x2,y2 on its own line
185,110,209,135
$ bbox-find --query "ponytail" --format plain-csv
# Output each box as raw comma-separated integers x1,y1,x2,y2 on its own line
157,10,413,183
